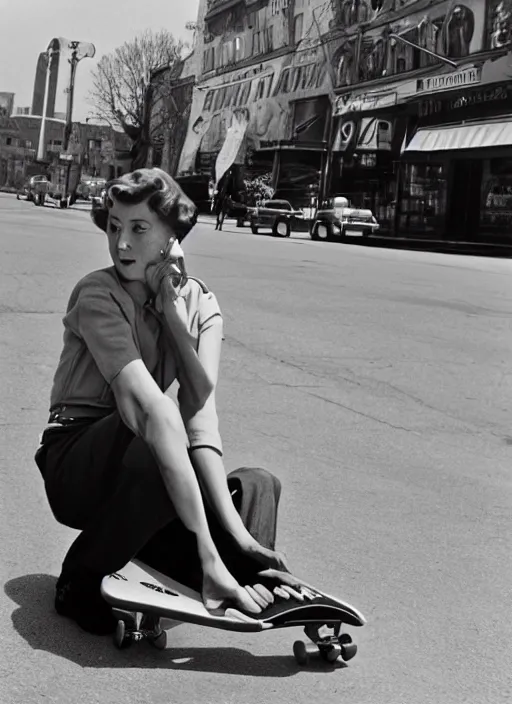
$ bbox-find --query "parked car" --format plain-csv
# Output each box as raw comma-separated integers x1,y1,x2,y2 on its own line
17,175,49,205
311,196,380,241
249,199,304,237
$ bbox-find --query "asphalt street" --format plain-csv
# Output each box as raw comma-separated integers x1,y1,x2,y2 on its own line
1,193,511,704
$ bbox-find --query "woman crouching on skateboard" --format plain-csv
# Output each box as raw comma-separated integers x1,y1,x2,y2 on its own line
35,168,287,635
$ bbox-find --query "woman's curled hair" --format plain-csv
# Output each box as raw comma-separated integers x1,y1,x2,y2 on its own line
91,168,198,241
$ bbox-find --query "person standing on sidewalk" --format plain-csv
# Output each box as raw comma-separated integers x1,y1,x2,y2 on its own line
35,168,287,635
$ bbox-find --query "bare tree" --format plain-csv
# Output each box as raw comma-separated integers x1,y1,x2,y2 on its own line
89,30,185,168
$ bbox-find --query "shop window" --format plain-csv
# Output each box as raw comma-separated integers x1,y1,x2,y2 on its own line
293,14,304,44
399,163,447,235
480,158,512,238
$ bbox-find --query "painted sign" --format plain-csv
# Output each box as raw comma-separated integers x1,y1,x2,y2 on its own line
416,67,481,93
333,117,393,153
178,47,330,174
335,90,397,116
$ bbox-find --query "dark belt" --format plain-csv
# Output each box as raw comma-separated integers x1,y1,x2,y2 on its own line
48,404,109,425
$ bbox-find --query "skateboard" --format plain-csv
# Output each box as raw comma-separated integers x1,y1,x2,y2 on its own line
100,560,366,665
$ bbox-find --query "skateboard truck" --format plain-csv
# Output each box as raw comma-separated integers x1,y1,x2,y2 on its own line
293,623,358,665
113,610,167,650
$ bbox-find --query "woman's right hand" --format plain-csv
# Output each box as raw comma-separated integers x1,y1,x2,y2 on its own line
201,555,274,615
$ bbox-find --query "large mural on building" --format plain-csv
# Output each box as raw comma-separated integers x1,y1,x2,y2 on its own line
487,0,512,49
178,45,329,174
328,0,486,88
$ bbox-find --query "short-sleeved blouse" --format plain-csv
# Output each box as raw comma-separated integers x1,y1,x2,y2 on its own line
49,266,223,453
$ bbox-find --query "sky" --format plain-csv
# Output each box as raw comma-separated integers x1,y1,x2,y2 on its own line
0,0,199,121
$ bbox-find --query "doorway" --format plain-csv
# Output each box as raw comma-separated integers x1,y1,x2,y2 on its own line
447,159,482,241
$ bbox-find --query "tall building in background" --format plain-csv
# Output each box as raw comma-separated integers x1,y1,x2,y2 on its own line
31,38,60,117
31,37,72,119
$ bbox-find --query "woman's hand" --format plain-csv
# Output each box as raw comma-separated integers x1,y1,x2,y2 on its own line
145,238,188,302
201,554,266,614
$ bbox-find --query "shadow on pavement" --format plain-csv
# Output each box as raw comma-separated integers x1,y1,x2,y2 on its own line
5,574,344,676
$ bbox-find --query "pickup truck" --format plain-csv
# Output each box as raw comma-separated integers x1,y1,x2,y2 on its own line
249,199,304,237
311,196,380,241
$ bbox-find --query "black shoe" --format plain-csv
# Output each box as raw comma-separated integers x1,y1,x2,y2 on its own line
55,572,117,635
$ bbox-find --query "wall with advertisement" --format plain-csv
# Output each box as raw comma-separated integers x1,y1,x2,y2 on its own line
178,44,330,175
327,0,487,89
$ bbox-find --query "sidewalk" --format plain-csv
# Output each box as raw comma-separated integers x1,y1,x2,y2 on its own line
198,212,512,258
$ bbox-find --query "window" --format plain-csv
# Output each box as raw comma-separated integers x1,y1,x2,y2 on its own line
271,0,288,15
221,40,234,66
6,137,12,146
266,26,274,52
293,13,304,44
252,31,261,55
25,140,32,149
203,47,214,72
234,36,244,62
399,163,447,234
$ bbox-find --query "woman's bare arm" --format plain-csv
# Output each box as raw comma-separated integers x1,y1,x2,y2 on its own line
111,359,218,563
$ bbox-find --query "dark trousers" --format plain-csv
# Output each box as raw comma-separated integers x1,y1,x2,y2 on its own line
35,412,281,589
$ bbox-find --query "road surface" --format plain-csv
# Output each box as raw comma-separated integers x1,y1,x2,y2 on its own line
1,195,511,704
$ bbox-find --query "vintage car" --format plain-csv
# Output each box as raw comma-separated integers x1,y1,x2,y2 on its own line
17,175,49,205
249,199,304,237
311,196,380,241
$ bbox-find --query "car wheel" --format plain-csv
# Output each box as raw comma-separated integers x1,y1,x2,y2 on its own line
273,218,291,238
313,222,331,241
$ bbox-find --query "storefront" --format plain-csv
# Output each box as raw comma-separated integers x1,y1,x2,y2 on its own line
399,66,512,244
329,88,408,234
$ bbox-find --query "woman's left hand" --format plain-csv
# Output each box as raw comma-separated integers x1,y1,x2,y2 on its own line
145,239,187,300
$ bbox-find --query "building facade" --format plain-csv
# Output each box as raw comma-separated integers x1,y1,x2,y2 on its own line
176,0,512,243
178,0,333,207
0,114,131,190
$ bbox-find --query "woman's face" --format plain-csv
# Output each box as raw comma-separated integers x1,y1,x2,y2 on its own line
106,198,174,283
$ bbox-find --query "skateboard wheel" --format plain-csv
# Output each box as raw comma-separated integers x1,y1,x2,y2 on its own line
338,633,353,645
150,630,167,650
340,643,358,661
320,645,341,663
293,640,309,666
114,619,131,649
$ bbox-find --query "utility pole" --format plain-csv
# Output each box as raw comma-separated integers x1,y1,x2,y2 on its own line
63,42,80,152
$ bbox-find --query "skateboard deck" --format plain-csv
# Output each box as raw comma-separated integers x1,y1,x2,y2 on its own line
101,560,366,664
